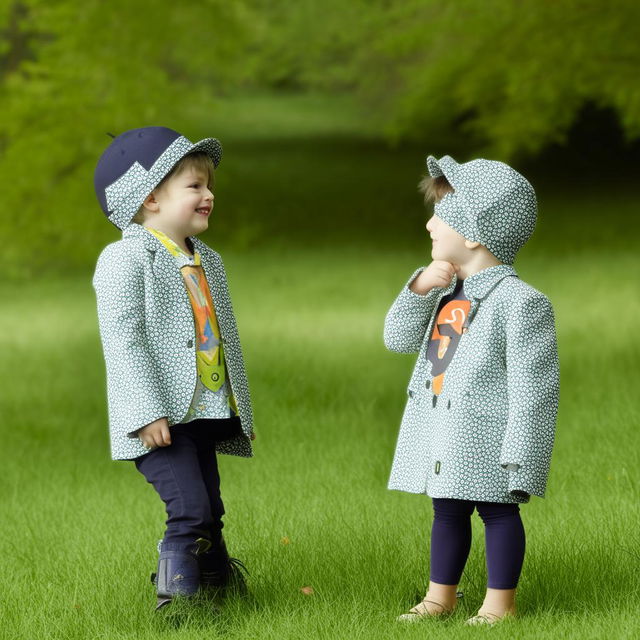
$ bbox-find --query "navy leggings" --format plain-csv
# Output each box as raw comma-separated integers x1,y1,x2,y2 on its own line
430,498,526,589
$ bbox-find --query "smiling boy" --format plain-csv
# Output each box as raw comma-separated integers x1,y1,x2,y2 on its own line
92,126,254,610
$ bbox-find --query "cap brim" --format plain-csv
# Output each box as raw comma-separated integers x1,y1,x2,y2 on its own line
188,137,223,168
426,155,443,177
426,155,459,183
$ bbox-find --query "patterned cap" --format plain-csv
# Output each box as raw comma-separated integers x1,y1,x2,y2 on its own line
94,126,222,230
426,155,537,265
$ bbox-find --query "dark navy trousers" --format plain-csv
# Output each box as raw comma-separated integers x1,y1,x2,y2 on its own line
430,498,526,590
133,417,242,550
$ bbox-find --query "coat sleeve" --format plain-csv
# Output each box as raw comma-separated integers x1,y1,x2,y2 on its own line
92,242,167,439
500,293,560,498
383,267,442,354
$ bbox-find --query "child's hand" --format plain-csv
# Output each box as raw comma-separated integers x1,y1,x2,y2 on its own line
409,260,457,295
138,417,171,450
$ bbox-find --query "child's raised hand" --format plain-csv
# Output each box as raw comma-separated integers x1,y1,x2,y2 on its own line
409,260,457,295
138,417,171,450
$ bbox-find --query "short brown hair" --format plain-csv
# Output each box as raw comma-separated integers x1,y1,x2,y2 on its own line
131,151,215,225
418,174,454,205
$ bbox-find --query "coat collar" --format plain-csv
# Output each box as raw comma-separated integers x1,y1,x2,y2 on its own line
446,264,518,300
122,222,208,257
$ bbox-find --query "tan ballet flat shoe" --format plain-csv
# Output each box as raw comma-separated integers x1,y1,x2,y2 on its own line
397,598,454,622
465,610,514,625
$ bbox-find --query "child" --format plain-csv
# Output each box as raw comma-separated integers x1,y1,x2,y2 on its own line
92,126,255,610
384,155,559,626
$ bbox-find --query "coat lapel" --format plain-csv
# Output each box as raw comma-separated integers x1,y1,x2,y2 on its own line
423,264,520,379
123,222,202,289
462,264,518,300
121,225,229,335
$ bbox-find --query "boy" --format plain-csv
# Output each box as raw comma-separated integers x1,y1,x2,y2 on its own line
384,155,559,625
92,126,255,610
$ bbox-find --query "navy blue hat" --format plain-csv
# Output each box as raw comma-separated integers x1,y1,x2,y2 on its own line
94,126,222,230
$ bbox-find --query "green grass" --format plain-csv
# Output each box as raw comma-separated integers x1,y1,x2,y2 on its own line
1,235,639,639
1,124,639,638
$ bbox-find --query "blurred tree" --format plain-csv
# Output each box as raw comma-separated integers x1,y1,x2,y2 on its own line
0,0,254,278
1,0,637,279
247,0,640,160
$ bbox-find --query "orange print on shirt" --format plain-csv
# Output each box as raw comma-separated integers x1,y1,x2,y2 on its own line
429,298,470,395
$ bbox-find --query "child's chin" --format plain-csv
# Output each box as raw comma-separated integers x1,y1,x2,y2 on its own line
432,247,452,262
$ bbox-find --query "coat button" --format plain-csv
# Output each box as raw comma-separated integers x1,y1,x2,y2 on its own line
187,339,193,348
447,399,451,409
408,390,414,398
432,395,438,408
425,380,431,389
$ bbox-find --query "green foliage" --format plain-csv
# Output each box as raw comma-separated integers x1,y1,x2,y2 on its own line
0,0,637,280
247,0,640,159
0,0,255,279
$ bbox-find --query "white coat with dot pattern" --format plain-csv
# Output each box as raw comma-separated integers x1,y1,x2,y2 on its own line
92,222,253,461
384,264,559,503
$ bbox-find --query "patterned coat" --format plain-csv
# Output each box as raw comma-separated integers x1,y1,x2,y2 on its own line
384,264,559,503
92,222,253,461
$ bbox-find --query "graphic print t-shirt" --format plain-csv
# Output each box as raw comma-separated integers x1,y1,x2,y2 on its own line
143,226,239,421
425,278,470,396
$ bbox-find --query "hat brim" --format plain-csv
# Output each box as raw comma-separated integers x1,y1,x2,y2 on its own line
186,137,223,168
426,155,443,177
426,154,458,182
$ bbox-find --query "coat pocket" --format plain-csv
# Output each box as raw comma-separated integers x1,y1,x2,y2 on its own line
455,387,507,414
450,389,508,446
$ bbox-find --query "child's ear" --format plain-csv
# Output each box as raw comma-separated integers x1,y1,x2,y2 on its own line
142,191,160,213
464,239,481,250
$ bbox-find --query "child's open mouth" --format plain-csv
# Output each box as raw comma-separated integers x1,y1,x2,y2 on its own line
196,208,210,216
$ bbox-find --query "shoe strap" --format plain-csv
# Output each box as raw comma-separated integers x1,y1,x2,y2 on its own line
194,537,212,555
478,611,501,620
468,611,502,624
409,599,449,615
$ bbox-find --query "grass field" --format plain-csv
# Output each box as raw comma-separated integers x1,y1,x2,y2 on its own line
1,133,639,639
